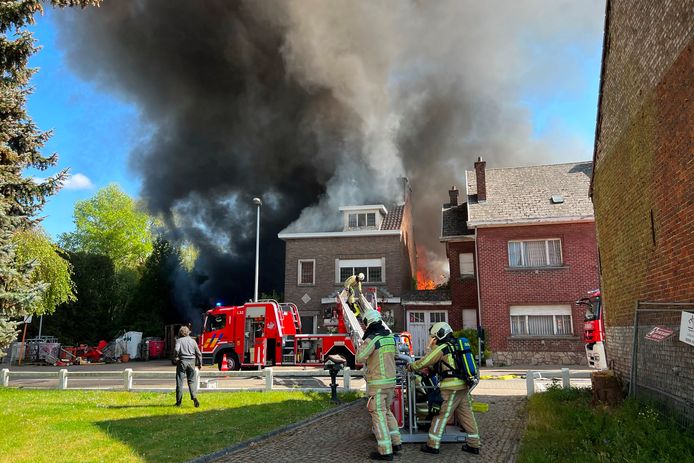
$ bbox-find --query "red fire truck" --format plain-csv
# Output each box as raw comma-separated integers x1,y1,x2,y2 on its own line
577,289,607,369
199,299,358,370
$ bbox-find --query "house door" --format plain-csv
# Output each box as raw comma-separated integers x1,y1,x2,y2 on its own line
407,311,449,357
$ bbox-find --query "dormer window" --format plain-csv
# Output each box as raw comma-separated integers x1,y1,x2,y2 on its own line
340,205,387,231
348,212,376,228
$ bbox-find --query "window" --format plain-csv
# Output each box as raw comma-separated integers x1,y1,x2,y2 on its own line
459,253,474,277
298,259,315,285
510,305,573,336
336,258,384,283
347,212,377,229
205,315,226,332
508,239,562,268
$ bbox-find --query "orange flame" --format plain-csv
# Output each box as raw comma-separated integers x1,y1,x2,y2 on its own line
416,245,438,289
417,268,437,290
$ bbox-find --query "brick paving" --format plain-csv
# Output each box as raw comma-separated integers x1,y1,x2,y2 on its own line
210,393,527,463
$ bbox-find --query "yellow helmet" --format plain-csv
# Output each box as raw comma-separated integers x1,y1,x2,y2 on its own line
430,322,453,341
363,310,382,326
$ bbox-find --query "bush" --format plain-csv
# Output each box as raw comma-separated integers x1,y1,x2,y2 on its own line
452,328,490,360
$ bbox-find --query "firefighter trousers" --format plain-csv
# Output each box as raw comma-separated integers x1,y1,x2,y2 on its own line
367,387,401,455
427,388,480,450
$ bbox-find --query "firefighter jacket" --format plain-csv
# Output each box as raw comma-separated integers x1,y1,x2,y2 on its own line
410,342,466,391
344,274,362,303
356,332,397,394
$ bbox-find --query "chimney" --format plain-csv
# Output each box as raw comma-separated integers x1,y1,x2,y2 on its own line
474,156,487,202
448,186,459,207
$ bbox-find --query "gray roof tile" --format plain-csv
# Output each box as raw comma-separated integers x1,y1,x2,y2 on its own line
381,205,404,230
401,289,451,303
442,204,474,237
466,161,594,226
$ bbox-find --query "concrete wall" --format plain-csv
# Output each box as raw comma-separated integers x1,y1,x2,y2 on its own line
477,222,600,365
592,0,694,381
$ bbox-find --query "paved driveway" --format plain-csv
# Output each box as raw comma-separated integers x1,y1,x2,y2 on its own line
209,385,527,463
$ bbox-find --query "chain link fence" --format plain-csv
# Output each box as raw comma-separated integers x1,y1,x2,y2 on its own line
630,302,694,429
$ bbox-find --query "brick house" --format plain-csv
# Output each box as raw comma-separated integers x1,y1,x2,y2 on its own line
591,0,693,397
278,184,416,334
443,159,600,365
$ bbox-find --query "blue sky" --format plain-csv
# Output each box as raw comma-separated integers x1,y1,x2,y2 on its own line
28,8,604,240
27,9,142,239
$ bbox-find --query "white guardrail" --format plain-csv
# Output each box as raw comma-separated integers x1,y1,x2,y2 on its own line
0,367,365,392
525,368,592,396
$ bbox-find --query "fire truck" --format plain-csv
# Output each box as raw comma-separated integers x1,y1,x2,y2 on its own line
577,289,607,369
199,297,362,371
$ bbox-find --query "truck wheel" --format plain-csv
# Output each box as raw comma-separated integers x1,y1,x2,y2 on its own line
217,352,240,371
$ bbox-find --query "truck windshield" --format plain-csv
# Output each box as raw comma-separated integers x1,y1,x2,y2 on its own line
205,314,226,332
583,298,601,321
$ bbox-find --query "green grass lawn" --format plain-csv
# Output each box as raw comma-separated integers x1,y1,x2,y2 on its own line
519,386,694,463
0,389,358,463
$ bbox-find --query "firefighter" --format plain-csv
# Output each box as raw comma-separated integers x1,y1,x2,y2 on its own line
407,321,481,455
174,325,202,407
356,310,402,461
344,273,365,318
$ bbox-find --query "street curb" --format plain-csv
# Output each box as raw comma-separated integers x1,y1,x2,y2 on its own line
187,397,366,463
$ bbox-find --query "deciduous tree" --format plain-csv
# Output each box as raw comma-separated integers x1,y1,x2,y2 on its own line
60,184,154,270
13,227,75,315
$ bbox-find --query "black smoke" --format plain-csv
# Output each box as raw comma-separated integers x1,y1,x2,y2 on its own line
53,0,604,303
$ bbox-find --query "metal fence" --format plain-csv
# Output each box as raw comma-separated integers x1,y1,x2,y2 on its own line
630,302,694,429
1,367,365,393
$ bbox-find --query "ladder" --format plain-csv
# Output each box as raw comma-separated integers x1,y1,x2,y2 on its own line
282,335,296,364
337,289,366,342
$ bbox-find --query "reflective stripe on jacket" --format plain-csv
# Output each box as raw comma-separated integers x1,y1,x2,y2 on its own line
411,343,465,390
356,334,397,393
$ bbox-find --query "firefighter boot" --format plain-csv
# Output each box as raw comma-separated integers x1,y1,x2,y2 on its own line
350,302,361,318
369,451,393,461
420,444,440,454
462,443,480,455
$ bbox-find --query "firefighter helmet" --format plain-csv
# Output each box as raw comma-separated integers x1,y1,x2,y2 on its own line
357,272,365,281
430,322,453,341
363,310,382,326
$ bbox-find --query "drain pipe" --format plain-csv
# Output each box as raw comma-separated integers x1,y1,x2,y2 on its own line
474,227,484,367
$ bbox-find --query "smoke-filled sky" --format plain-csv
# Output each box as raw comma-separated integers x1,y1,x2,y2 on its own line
30,0,605,303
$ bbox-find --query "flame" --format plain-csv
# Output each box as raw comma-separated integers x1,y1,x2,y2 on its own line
417,268,437,290
417,245,448,290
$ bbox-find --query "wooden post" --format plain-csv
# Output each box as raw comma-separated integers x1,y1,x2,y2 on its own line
526,370,535,396
58,369,68,390
562,368,570,389
123,368,133,391
265,367,273,391
18,321,29,366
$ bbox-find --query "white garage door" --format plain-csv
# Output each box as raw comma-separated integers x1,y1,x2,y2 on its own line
407,310,448,357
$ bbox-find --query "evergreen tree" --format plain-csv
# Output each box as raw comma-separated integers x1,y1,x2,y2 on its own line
0,0,99,355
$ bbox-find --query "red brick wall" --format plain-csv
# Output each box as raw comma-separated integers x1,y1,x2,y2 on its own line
477,222,600,361
592,0,693,380
446,240,478,329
